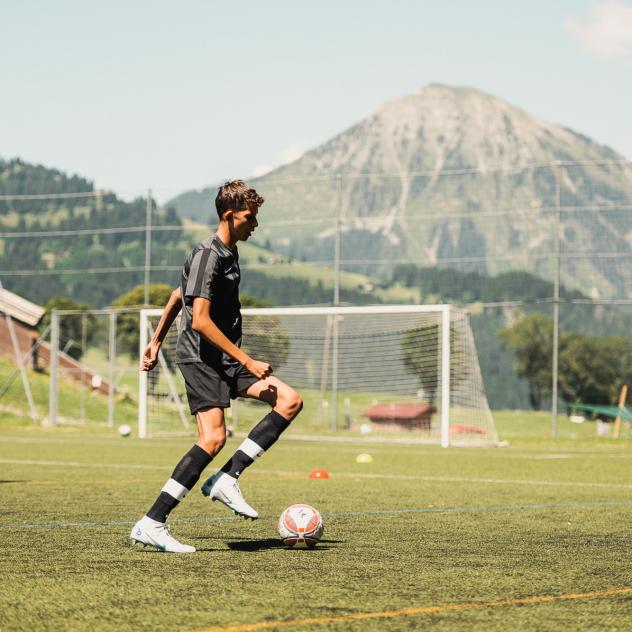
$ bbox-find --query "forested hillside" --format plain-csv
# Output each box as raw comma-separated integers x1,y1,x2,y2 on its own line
393,265,632,408
0,158,185,306
0,158,390,309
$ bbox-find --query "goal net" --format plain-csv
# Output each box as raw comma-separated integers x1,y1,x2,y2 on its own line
139,305,497,446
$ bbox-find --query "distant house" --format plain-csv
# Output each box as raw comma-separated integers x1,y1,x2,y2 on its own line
0,288,45,368
0,288,110,395
362,402,436,431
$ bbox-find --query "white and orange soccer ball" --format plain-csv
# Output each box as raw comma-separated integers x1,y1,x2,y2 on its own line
278,503,324,548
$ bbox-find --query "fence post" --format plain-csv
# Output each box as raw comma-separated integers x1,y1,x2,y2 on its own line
108,311,116,427
138,309,148,438
80,312,87,423
46,309,59,427
331,314,340,432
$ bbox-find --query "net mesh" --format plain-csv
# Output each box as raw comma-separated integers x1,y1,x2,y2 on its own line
50,310,139,426
141,307,497,445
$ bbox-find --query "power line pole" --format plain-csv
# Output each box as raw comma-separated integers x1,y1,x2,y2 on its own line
333,175,342,307
144,189,153,306
108,311,116,428
331,175,342,432
552,162,562,438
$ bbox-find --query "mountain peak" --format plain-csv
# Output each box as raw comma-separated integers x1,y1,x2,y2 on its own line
287,83,616,177
354,83,613,173
414,82,490,97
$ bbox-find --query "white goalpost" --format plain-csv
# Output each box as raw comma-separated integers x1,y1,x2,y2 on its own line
138,305,498,446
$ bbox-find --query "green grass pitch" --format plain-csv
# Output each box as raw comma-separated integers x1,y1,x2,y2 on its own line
1,414,632,631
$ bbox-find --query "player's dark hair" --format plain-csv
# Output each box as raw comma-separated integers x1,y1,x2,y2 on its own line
215,180,264,219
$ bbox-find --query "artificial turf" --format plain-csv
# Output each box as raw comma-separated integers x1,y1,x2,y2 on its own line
1,418,632,631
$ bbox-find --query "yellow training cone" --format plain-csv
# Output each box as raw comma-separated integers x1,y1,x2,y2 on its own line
355,453,373,464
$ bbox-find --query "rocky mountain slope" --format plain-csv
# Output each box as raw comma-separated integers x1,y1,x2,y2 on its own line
171,84,632,298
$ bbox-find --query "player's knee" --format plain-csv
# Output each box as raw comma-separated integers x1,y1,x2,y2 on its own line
294,393,304,416
281,389,303,421
198,427,226,455
202,436,225,455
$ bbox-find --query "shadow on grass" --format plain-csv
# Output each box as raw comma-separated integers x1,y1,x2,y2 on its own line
226,538,341,552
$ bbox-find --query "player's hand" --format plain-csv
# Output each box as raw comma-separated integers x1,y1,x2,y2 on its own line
244,358,273,380
140,342,160,371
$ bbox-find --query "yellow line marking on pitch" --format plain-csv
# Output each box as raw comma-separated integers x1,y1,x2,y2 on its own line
194,588,632,632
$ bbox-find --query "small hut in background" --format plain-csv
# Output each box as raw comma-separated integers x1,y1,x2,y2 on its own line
362,402,436,432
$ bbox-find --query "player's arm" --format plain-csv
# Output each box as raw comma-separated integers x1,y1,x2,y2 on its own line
140,287,182,371
191,296,272,380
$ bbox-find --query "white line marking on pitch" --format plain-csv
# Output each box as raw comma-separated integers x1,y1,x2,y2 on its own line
2,436,632,459
2,458,632,489
0,458,166,470
254,469,632,489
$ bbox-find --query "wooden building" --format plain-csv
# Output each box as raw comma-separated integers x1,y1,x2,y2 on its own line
0,288,45,368
0,288,110,395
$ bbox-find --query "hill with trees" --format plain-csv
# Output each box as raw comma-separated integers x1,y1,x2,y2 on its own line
1,158,384,310
500,313,632,409
0,158,186,307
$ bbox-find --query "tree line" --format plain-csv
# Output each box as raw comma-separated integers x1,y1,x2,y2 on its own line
392,265,632,409
500,313,632,409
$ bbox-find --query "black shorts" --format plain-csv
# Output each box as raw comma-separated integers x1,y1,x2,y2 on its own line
178,361,259,414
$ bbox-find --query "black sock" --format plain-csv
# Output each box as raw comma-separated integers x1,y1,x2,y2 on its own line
147,444,213,523
220,410,290,479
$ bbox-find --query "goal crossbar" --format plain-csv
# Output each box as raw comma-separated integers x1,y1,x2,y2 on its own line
140,305,452,317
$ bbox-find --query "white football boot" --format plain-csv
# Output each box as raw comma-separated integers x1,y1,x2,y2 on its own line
201,472,259,520
129,515,196,553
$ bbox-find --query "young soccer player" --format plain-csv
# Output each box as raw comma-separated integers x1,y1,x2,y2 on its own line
130,180,303,553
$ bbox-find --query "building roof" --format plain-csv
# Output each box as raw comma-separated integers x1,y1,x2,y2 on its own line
363,403,435,421
0,288,45,327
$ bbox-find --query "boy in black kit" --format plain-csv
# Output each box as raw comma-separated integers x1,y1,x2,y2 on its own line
130,180,303,553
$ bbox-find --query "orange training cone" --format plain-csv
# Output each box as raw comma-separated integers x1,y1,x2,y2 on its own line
308,469,330,479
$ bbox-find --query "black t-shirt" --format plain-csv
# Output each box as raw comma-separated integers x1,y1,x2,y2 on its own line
175,234,242,366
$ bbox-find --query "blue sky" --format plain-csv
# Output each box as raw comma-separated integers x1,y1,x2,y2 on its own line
1,0,631,202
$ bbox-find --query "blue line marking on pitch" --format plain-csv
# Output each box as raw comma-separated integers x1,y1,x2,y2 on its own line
2,499,632,530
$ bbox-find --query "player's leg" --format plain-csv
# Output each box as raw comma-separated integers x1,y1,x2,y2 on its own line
202,377,302,516
220,376,302,478
130,408,223,552
131,361,229,551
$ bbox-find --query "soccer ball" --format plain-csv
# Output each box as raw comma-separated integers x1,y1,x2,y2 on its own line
278,503,324,548
118,424,131,438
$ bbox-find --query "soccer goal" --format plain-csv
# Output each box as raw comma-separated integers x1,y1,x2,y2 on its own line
138,305,497,446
